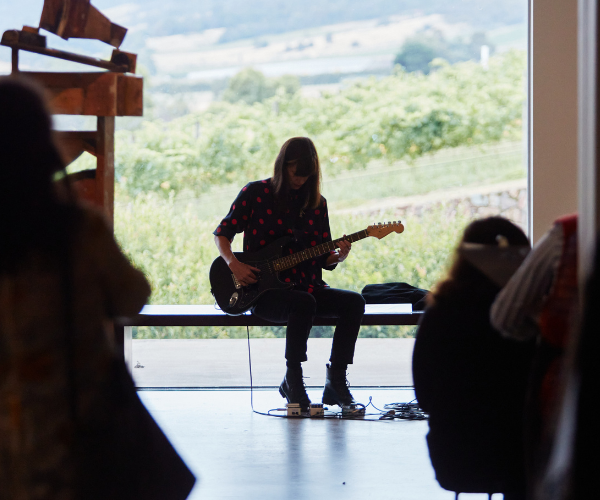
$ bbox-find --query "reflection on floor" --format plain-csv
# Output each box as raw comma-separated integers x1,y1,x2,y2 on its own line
139,388,502,500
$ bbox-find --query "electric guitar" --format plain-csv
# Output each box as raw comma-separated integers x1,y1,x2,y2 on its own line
210,221,405,315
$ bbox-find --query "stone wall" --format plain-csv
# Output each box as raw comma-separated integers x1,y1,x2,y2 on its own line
349,179,528,232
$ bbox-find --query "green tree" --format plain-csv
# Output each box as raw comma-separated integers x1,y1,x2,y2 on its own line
222,67,275,104
395,31,496,74
273,74,301,96
394,38,441,74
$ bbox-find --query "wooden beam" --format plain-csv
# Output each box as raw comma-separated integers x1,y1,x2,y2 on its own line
55,131,97,165
67,169,98,207
39,1,127,48
96,117,115,225
11,47,18,73
111,50,137,74
1,30,131,72
117,72,143,115
18,71,143,116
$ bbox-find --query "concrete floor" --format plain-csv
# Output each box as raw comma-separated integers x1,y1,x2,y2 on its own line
132,338,415,388
139,388,502,500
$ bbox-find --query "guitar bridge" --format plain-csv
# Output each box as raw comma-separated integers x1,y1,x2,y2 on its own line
232,274,242,289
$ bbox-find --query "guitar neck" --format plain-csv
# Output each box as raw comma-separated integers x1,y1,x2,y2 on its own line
273,229,369,272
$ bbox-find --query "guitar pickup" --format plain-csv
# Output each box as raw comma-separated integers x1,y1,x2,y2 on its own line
232,274,242,289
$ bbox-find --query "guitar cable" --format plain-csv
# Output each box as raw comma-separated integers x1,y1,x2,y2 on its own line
246,324,287,417
245,325,428,421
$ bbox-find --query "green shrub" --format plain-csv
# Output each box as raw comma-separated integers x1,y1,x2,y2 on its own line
111,51,525,199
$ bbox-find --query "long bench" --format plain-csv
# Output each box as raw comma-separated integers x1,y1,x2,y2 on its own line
115,304,423,372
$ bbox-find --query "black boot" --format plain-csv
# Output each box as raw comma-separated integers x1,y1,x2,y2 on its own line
322,363,356,406
279,366,311,412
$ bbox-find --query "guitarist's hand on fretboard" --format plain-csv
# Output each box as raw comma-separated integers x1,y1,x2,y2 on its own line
337,237,352,262
326,236,352,266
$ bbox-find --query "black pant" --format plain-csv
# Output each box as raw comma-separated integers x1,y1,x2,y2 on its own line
251,287,366,364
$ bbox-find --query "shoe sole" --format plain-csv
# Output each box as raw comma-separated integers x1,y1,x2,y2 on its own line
322,387,340,406
280,384,311,411
322,387,353,406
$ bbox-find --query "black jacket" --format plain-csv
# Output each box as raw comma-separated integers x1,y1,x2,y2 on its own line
412,285,534,494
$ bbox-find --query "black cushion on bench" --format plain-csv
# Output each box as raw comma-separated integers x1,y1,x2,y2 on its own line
361,282,429,311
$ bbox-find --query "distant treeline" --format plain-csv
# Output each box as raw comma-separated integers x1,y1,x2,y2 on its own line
108,51,525,199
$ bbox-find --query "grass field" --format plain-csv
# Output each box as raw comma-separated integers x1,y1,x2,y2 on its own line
154,140,525,221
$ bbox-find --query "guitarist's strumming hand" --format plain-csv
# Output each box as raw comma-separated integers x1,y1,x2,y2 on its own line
326,236,351,266
229,259,261,287
215,235,261,287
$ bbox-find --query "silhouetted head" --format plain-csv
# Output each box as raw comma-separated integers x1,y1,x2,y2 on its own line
272,137,321,210
0,77,79,273
0,77,64,203
0,77,64,190
432,216,530,302
460,217,529,248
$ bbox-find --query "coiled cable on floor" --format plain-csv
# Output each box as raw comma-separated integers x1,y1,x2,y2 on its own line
246,325,428,420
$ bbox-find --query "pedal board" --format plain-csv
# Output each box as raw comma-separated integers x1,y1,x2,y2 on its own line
341,403,366,418
286,403,301,417
310,404,324,417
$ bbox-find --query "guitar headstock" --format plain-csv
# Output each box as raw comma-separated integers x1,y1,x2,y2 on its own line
366,221,405,239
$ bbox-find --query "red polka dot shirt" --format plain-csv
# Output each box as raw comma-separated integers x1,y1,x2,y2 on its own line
213,178,336,292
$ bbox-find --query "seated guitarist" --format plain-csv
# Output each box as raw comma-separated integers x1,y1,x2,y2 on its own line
213,137,365,411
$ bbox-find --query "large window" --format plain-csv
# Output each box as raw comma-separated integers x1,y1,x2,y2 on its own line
1,0,528,386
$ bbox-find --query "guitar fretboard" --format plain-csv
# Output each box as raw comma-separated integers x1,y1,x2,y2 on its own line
273,230,369,271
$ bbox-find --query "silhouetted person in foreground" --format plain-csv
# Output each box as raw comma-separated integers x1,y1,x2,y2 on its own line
0,77,188,499
491,214,579,499
413,217,534,500
568,235,600,500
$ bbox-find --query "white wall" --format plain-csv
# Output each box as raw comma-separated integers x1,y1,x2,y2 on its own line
531,0,579,243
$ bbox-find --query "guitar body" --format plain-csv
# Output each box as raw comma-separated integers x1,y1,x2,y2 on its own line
210,237,294,315
210,221,404,316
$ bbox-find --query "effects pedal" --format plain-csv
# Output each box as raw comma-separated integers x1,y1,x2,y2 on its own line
342,403,366,418
309,403,324,417
286,403,301,417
